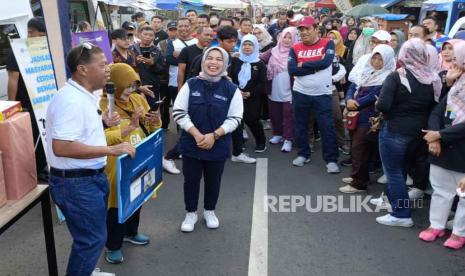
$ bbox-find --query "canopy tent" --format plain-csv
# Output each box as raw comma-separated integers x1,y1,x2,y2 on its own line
314,0,336,8
182,0,205,7
365,0,404,8
155,0,181,10
203,0,249,8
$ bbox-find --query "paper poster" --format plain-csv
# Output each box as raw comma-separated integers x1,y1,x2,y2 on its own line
72,31,113,64
117,129,164,223
10,36,58,154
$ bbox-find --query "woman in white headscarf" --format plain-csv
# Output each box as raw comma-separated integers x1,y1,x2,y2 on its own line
230,34,268,158
253,24,276,53
173,47,244,232
352,20,379,65
339,44,396,194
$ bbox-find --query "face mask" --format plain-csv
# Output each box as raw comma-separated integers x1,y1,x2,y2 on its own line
362,27,375,37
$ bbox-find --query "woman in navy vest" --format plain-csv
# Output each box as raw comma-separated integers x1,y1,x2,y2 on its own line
173,47,244,232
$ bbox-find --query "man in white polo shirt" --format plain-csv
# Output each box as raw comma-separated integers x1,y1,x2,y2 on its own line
46,44,135,276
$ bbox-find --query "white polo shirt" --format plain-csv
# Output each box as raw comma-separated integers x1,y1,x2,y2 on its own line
46,79,107,169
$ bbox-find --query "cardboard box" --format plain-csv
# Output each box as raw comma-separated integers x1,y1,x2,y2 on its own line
0,112,37,200
0,101,22,122
0,151,6,207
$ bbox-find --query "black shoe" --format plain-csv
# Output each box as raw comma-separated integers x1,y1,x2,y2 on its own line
254,144,267,153
340,158,352,167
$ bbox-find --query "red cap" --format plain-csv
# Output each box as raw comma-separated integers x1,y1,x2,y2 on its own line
298,16,316,28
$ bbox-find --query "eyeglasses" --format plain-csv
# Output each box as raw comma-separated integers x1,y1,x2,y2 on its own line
77,42,95,61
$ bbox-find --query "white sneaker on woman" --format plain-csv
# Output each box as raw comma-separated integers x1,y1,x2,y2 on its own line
181,212,198,232
269,135,283,144
231,153,256,164
203,210,219,229
281,140,292,152
376,214,413,227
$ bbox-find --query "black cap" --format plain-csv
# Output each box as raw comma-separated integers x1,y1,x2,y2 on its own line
167,21,177,30
122,21,135,30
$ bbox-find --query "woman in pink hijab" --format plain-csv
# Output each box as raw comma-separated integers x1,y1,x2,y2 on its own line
260,27,298,153
440,39,463,71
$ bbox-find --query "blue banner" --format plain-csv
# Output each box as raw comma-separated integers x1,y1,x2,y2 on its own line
117,129,164,224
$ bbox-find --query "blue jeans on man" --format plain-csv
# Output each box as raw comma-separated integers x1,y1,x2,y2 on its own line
379,124,413,218
292,91,339,163
49,173,109,276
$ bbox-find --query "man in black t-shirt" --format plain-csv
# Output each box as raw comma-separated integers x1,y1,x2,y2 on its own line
151,15,168,46
7,17,48,181
177,26,213,88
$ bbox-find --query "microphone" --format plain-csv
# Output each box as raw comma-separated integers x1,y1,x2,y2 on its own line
106,82,115,115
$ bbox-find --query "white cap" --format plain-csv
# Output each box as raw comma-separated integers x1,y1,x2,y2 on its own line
291,14,304,22
372,30,392,42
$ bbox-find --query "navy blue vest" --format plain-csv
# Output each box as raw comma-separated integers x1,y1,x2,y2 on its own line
179,78,238,161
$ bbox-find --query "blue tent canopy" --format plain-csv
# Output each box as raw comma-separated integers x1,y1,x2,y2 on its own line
155,0,180,10
365,0,403,8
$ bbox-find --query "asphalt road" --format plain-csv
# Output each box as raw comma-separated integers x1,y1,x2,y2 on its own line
1,126,465,276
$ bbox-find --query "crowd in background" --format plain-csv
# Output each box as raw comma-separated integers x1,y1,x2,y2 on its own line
98,7,465,252
8,7,465,275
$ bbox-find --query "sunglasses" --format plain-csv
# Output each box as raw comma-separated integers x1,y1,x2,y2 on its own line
77,42,95,61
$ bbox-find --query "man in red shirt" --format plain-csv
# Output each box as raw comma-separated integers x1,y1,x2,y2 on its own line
288,16,340,174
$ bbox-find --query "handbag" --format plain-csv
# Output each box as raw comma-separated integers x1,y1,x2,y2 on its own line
344,111,360,131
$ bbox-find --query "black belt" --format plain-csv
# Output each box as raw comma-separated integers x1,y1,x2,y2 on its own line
50,167,105,178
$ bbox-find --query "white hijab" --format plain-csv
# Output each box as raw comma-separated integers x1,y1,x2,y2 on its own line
353,44,395,88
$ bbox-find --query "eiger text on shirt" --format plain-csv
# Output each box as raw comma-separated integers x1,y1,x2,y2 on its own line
288,38,335,96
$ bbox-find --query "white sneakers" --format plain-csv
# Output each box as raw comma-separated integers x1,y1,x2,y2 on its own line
376,214,414,227
203,210,219,229
91,268,115,276
269,135,283,144
181,211,219,232
369,193,391,209
163,157,180,174
408,187,424,200
231,153,257,164
342,177,353,184
339,185,366,194
377,174,414,185
326,162,340,174
281,140,292,152
292,156,311,167
181,212,198,232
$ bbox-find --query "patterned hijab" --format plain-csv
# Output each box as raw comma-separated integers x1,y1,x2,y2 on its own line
447,41,465,125
397,38,442,102
440,39,462,71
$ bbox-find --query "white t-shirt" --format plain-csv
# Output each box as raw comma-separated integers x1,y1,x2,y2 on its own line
268,71,292,102
168,38,198,87
46,79,107,169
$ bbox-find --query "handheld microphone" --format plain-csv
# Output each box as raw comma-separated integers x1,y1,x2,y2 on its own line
106,82,115,115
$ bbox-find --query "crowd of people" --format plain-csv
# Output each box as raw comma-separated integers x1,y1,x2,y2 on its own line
6,7,465,276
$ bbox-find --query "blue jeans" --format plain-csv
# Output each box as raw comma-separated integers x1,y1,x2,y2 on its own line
49,173,109,276
292,92,339,163
379,124,413,218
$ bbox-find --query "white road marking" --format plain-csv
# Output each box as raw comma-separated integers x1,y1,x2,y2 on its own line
248,158,268,276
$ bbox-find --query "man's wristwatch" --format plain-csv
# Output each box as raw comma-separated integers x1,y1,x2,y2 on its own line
213,131,220,140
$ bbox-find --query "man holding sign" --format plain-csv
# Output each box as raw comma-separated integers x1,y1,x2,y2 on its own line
46,44,135,276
